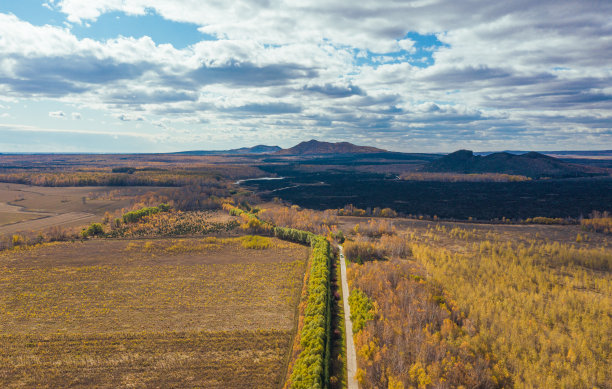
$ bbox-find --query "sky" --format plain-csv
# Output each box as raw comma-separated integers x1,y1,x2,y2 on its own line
0,1,611,153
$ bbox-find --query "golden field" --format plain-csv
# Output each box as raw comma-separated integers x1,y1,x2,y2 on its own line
0,237,308,388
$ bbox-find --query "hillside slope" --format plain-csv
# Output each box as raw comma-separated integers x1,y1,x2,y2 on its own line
275,140,385,155
174,145,281,155
422,150,607,178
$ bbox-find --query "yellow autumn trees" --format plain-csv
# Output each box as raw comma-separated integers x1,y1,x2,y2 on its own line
348,261,507,388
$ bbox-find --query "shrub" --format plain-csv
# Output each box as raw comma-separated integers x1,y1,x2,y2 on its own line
343,240,384,263
525,216,567,225
82,223,104,238
107,211,238,238
224,203,246,217
241,235,271,249
274,226,315,245
11,234,23,247
258,206,338,235
122,204,171,223
348,289,375,333
581,211,612,234
353,219,395,237
224,204,274,234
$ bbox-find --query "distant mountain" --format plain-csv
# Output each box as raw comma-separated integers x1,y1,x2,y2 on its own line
422,150,607,178
474,150,612,157
174,145,281,155
229,145,282,154
275,139,386,155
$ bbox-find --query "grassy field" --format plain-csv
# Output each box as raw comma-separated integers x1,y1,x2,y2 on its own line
0,236,308,388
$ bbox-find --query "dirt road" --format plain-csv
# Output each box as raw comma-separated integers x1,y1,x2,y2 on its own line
339,245,359,389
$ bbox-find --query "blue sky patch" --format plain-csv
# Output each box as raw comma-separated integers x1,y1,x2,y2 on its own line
70,10,214,48
0,0,63,26
0,2,213,49
355,32,446,68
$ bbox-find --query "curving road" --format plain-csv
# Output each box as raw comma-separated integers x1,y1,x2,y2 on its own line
339,245,359,389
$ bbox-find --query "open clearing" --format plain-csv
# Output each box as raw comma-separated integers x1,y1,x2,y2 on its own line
0,183,163,235
338,215,612,250
0,212,98,235
0,211,47,226
0,236,308,388
0,183,131,215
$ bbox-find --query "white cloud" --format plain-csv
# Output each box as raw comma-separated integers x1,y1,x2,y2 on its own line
0,2,610,151
48,110,66,118
71,112,82,119
116,113,144,121
397,39,416,53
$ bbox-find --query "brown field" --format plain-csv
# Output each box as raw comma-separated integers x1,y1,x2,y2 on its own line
338,215,612,249
0,236,309,388
0,183,130,214
0,211,46,226
0,212,98,236
0,183,164,235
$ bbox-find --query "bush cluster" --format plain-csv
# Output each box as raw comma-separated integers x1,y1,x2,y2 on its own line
258,206,338,235
240,235,271,249
224,203,246,217
274,227,315,245
223,203,274,234
337,204,397,218
581,211,612,234
524,216,568,225
81,223,105,238
108,211,238,238
343,240,385,263
122,204,171,223
348,289,375,334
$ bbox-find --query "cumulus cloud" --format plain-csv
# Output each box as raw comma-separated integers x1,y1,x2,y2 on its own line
303,83,365,98
397,39,416,54
0,1,611,151
189,61,318,87
107,89,198,104
223,102,302,114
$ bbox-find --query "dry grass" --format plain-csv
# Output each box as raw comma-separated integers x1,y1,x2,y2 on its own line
0,183,152,236
0,330,289,389
0,212,98,236
339,215,612,250
0,183,135,215
0,211,46,226
0,237,308,388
